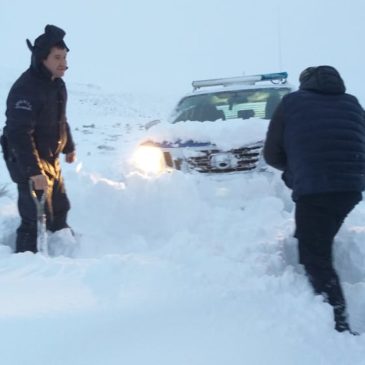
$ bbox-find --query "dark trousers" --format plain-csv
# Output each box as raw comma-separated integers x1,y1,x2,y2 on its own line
16,174,71,253
295,191,362,331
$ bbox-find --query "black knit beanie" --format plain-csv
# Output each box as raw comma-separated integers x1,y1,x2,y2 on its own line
299,67,316,84
26,25,69,66
299,65,346,94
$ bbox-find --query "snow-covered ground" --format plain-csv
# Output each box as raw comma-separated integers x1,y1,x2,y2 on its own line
1,77,365,365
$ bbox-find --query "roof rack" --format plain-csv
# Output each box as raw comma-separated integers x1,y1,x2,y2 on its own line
192,72,288,90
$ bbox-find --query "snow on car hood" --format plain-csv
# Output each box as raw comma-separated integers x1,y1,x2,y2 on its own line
141,118,269,150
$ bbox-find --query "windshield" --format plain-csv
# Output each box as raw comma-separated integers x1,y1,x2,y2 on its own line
170,87,290,123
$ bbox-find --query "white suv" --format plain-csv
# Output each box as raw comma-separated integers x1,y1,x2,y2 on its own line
133,72,294,174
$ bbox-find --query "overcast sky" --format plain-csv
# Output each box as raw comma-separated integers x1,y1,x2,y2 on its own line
1,0,364,101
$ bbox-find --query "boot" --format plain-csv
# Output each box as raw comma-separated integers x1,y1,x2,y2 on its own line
334,306,359,335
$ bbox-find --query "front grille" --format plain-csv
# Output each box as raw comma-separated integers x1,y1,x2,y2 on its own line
186,144,263,173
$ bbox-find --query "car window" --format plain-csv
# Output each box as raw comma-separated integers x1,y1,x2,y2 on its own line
171,87,290,123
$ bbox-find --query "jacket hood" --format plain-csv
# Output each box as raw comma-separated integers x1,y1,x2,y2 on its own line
299,66,346,94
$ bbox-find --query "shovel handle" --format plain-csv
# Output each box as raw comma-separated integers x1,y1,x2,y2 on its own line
28,180,48,255
28,180,47,214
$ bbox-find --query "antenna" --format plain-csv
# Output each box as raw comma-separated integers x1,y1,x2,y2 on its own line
277,3,283,71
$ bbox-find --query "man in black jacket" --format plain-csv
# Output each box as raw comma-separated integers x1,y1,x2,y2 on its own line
1,25,76,253
263,66,365,334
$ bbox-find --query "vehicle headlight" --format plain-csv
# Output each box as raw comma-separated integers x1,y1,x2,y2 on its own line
132,145,166,174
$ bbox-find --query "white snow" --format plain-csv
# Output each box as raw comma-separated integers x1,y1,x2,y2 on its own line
1,0,365,361
0,78,365,365
140,118,269,150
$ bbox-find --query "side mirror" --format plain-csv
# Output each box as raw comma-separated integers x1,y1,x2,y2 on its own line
144,119,161,130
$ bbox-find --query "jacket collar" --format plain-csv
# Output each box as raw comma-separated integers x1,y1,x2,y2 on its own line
29,63,59,83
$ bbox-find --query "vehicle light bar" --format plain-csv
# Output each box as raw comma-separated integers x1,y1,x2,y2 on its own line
192,72,288,90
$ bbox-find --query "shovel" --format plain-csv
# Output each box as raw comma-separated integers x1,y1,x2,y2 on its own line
29,180,48,255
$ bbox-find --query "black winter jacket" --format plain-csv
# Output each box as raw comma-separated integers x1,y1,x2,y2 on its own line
2,64,75,183
263,67,365,200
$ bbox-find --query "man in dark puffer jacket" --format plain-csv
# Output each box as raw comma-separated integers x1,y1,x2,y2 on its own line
1,25,76,253
264,66,365,334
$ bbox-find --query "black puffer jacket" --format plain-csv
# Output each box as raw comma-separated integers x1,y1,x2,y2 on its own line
2,64,75,182
263,66,365,200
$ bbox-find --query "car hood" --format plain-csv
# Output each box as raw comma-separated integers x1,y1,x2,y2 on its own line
140,118,269,150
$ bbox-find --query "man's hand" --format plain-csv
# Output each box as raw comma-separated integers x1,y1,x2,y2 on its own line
65,151,76,163
30,174,48,191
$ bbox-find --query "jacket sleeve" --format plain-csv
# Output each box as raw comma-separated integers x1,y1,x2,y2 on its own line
5,87,43,177
59,84,75,155
62,120,75,154
263,100,287,171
